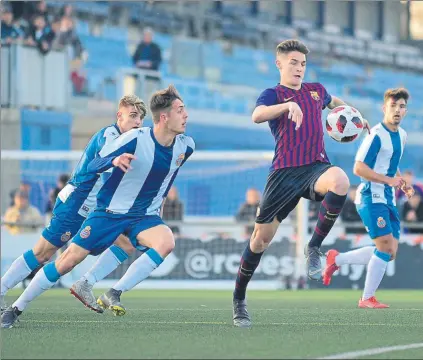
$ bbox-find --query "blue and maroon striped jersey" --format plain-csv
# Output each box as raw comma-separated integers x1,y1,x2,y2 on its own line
256,82,332,170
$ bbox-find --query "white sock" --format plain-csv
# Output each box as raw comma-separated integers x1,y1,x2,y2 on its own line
12,266,59,311
113,249,163,292
335,246,375,266
362,254,389,300
1,253,38,296
81,247,126,286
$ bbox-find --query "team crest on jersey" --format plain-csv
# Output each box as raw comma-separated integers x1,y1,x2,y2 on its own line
310,91,320,101
80,226,91,239
377,217,386,228
176,153,185,167
61,231,72,242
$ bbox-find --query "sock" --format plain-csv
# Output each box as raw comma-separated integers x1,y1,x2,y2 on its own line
82,245,129,286
233,243,264,301
113,249,163,292
12,262,61,312
309,191,347,248
362,249,390,300
1,250,40,296
335,246,375,266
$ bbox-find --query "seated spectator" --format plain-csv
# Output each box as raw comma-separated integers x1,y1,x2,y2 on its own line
162,186,184,221
1,8,21,44
340,186,366,234
60,4,74,18
3,191,43,235
133,27,162,71
402,194,423,234
396,170,423,205
236,188,260,222
46,173,70,214
10,182,31,206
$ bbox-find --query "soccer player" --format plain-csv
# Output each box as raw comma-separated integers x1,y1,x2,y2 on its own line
323,88,414,308
1,85,194,327
0,95,146,314
231,39,369,328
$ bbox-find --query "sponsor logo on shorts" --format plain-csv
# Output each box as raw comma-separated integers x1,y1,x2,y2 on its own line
80,226,91,239
176,153,185,167
256,207,260,217
377,217,386,228
310,91,320,101
61,231,71,242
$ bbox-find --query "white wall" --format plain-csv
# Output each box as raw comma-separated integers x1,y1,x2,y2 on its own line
324,0,349,29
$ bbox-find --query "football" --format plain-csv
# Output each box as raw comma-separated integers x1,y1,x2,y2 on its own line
326,105,364,143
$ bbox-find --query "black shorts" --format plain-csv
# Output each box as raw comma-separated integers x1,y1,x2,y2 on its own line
256,162,333,224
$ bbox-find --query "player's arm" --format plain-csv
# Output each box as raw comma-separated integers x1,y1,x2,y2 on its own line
252,89,302,129
87,129,138,174
353,133,403,187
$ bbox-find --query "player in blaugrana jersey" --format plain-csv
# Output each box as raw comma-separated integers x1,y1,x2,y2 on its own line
2,85,195,326
231,39,371,328
0,95,146,315
322,88,415,308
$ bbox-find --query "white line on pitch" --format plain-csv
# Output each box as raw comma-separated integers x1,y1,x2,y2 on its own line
317,342,423,359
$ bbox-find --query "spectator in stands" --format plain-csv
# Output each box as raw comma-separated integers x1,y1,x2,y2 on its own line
308,201,320,221
236,188,260,222
340,186,365,234
10,182,31,206
46,173,70,214
162,186,184,221
54,15,85,59
33,1,49,25
60,4,74,18
133,27,162,71
3,191,43,235
402,194,423,234
25,14,53,55
1,8,21,44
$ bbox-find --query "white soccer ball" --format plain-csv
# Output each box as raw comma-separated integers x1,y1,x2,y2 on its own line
326,105,364,143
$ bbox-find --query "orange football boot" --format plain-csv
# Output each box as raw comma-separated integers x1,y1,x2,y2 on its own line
358,296,389,309
322,249,339,286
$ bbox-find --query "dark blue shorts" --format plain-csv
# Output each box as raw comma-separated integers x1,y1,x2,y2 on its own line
256,162,333,223
42,196,86,248
356,203,400,240
71,211,165,256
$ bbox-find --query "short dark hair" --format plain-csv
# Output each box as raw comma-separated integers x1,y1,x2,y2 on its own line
384,88,409,104
150,85,182,124
276,39,309,56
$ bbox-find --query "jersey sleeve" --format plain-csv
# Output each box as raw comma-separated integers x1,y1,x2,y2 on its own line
320,84,332,109
255,88,277,107
355,133,381,168
87,129,139,173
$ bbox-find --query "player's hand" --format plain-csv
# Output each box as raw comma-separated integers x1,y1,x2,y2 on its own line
287,102,303,130
386,176,405,188
112,153,136,173
362,119,371,134
401,183,415,199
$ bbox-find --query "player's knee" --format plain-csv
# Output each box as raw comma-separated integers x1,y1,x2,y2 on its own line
56,244,87,274
330,172,350,195
154,232,175,257
251,228,273,251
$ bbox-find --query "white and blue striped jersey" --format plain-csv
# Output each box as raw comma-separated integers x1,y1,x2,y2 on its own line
88,127,195,216
355,123,407,206
58,124,121,217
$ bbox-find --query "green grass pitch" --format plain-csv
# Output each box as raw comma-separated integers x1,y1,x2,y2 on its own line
2,289,422,359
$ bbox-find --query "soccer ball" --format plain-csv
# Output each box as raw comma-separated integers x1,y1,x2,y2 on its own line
326,106,364,143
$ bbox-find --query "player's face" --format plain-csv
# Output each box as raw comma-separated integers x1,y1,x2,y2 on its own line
117,105,143,133
383,98,407,126
164,99,188,135
276,51,306,88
